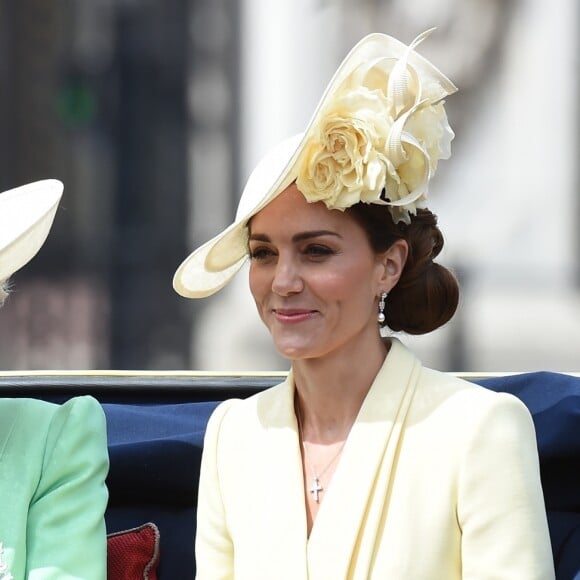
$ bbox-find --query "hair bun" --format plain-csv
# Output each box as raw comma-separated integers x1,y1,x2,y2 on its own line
386,210,459,335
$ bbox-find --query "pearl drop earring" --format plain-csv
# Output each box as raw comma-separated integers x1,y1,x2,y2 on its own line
377,291,387,324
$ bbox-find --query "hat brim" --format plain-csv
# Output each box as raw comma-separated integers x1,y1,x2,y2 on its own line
0,179,63,282
173,134,302,298
173,32,457,299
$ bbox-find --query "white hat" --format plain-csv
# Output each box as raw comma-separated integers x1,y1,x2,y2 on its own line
173,30,457,299
0,179,63,283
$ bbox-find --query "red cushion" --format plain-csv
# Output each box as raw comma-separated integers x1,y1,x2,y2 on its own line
107,522,160,580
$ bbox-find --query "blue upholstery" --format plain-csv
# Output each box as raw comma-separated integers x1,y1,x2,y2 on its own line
104,401,219,579
1,371,578,578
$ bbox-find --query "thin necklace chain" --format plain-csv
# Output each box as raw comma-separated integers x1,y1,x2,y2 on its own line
295,404,348,503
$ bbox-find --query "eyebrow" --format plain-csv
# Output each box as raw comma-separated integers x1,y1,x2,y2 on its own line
249,230,342,243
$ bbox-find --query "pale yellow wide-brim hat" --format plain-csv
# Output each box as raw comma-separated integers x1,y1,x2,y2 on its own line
0,179,63,282
173,30,456,299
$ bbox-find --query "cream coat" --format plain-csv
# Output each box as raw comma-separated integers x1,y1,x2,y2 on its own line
195,339,555,579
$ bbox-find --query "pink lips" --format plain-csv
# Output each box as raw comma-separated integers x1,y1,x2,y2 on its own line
273,308,317,323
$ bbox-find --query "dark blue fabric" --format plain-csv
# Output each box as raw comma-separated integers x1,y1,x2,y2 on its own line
473,372,580,579
103,401,220,580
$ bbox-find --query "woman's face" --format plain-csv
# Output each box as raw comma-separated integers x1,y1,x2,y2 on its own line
248,184,404,361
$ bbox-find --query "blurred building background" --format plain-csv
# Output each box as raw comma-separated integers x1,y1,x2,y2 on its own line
0,0,578,372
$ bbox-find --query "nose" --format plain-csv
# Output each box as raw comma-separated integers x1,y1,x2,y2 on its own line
271,254,303,296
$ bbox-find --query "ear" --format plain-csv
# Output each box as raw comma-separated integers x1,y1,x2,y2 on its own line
377,239,408,292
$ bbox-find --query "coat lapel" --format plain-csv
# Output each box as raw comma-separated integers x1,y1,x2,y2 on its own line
255,374,309,579
307,339,421,580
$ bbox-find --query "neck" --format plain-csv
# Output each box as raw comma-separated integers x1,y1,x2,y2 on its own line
293,336,390,444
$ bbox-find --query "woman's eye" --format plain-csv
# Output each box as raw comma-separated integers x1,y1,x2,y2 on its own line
249,247,275,261
305,244,334,257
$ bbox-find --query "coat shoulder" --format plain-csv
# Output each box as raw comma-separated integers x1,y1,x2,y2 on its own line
416,367,532,424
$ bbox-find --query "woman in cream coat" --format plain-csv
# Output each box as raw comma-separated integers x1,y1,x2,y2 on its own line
0,180,108,580
174,32,555,579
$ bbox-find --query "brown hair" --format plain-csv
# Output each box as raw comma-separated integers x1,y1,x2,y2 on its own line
347,203,459,335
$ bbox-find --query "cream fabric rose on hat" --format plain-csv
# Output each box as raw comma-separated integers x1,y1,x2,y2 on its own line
296,29,454,224
296,88,393,210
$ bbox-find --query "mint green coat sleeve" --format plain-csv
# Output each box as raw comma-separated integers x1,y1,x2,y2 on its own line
0,396,109,580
